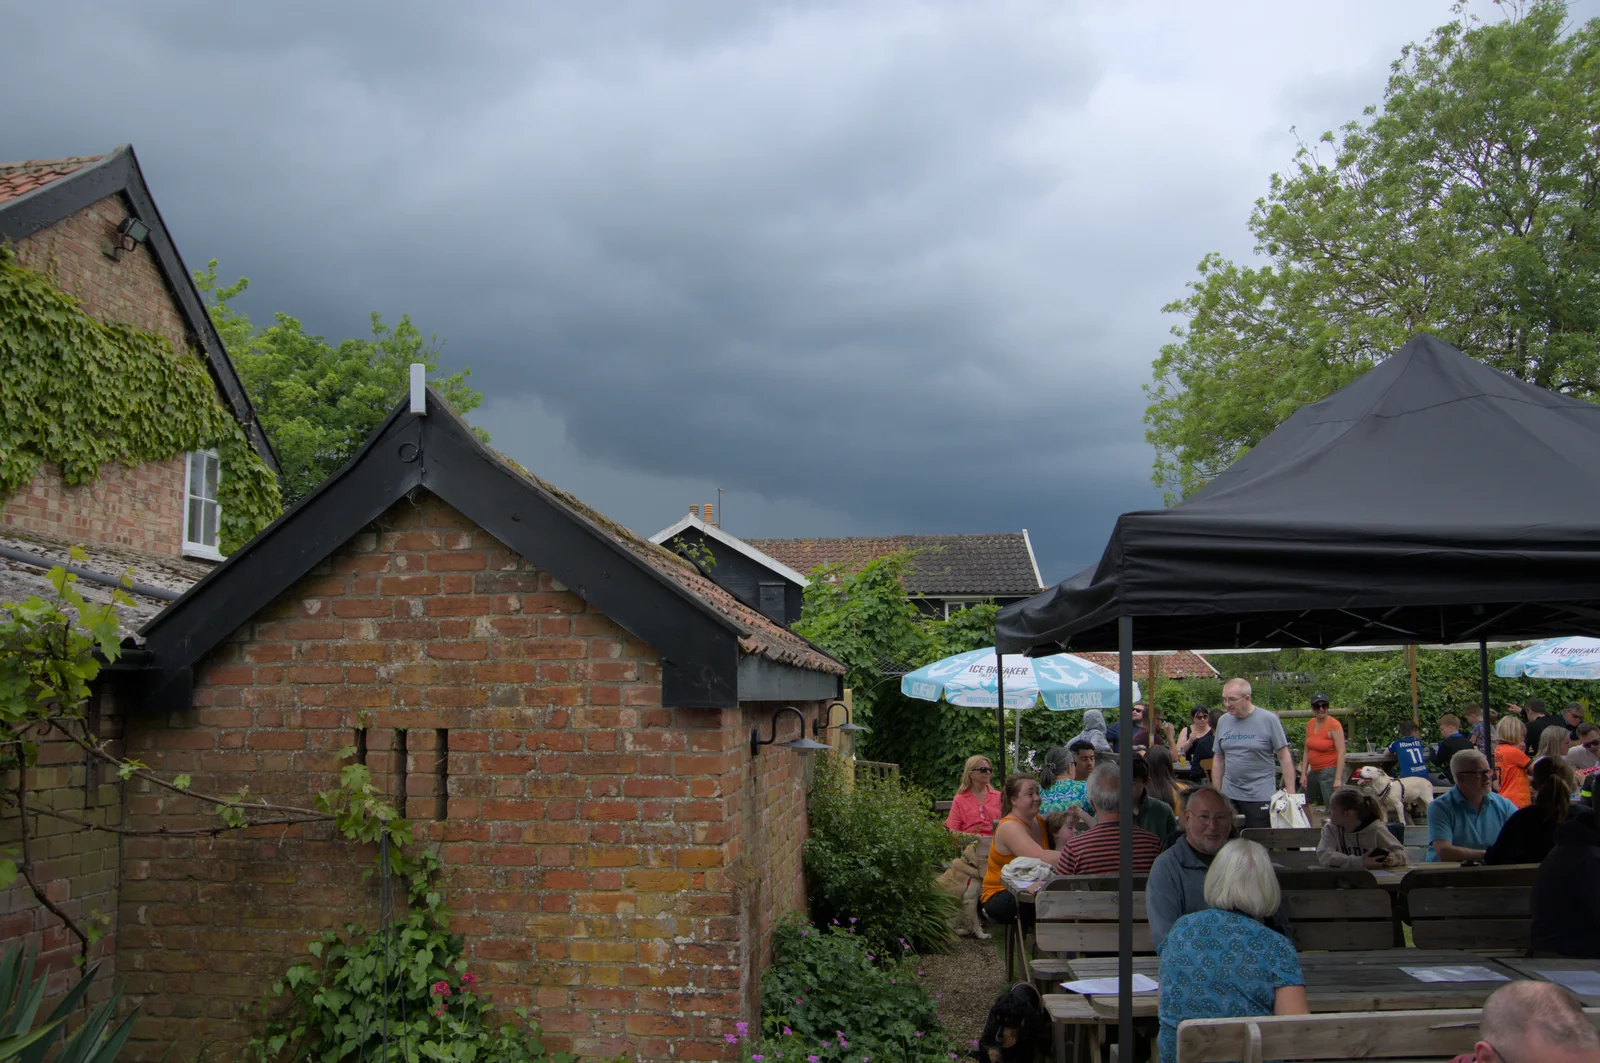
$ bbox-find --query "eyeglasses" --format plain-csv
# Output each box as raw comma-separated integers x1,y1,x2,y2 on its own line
973,766,992,773
1584,740,1600,750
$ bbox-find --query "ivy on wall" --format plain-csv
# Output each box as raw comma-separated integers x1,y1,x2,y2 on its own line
0,247,281,553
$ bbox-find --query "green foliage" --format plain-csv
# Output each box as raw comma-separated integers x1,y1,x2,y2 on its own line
803,754,959,957
196,262,487,507
0,249,280,553
249,851,573,1063
794,554,1011,793
0,944,139,1062
747,916,957,1063
1147,1,1600,499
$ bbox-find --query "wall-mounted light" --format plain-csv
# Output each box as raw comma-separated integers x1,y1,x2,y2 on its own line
105,216,151,260
813,699,868,756
750,705,832,758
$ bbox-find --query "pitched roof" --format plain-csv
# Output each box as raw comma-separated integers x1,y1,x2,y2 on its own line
649,514,809,586
0,155,103,205
1073,650,1218,681
1,528,211,637
745,533,1044,596
0,145,277,473
139,388,841,712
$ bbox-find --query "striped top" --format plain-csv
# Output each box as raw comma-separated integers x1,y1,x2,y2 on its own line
1054,820,1162,876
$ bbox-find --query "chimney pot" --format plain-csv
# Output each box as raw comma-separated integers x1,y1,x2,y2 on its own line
704,502,715,527
688,504,700,519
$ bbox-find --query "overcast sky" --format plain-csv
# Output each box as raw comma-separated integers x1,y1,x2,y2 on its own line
9,1,1588,583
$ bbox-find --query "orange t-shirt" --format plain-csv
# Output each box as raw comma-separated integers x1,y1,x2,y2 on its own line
1305,716,1343,770
981,813,1047,903
1496,744,1531,808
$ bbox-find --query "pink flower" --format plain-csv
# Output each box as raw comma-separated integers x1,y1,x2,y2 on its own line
808,1057,820,1062
848,916,857,923
783,1027,793,1037
461,972,479,989
737,1022,749,1035
752,1056,765,1061
725,1034,739,1044
433,1008,445,1018
431,981,452,998
795,998,805,1005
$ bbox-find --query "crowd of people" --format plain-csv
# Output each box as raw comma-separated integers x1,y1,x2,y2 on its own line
942,678,1600,1062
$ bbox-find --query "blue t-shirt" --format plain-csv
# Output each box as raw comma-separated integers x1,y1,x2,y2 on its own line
1157,908,1303,1063
1425,787,1517,861
1388,736,1430,779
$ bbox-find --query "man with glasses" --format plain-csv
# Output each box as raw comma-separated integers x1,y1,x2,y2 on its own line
1427,749,1516,863
1213,678,1297,830
1562,702,1587,740
1447,980,1600,1063
1565,723,1600,772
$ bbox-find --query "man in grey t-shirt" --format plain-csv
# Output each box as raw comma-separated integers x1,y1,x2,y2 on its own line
1214,677,1297,830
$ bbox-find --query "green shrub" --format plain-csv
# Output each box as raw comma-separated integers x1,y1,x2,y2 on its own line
805,754,960,956
741,916,958,1063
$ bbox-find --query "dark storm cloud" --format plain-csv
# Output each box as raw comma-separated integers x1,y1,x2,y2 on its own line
4,0,1511,581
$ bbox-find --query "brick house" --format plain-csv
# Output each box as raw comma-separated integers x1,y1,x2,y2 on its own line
115,389,844,1060
649,511,809,626
0,145,278,1003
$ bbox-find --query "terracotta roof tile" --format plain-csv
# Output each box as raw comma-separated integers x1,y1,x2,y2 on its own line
745,534,1043,596
1074,650,1218,681
493,453,844,676
0,155,102,205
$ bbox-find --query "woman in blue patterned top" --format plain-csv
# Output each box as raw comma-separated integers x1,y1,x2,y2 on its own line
1156,838,1308,1063
1038,739,1097,826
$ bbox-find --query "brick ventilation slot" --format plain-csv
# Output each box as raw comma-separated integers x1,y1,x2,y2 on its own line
395,729,408,815
436,728,449,821
354,727,367,766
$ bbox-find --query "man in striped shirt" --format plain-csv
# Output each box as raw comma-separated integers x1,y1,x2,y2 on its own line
1054,763,1164,876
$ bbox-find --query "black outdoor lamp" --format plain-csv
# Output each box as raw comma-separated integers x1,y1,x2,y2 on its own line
812,700,869,755
750,705,833,757
106,216,151,260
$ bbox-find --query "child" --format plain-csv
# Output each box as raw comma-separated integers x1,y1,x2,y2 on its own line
1317,788,1409,869
1388,721,1430,779
1432,713,1474,782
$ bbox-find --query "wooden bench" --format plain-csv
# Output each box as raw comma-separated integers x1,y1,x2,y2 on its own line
1176,1007,1600,1062
1400,863,1539,951
1282,887,1395,951
1028,880,1149,998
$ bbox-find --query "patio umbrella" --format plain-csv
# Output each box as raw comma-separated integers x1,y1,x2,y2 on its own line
901,648,1138,766
1495,636,1600,679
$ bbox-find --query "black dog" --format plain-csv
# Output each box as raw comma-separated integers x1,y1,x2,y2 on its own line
974,981,1048,1063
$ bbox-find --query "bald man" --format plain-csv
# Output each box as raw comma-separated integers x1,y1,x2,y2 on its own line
1449,980,1600,1063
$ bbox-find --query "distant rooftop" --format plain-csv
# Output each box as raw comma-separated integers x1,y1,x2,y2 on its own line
744,533,1044,597
0,155,103,205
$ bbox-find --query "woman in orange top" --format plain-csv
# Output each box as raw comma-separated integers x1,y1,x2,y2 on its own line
1298,694,1345,810
1494,716,1532,808
979,774,1059,932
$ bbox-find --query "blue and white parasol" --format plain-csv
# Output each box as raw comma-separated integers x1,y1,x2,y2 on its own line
1494,636,1600,679
900,647,1138,710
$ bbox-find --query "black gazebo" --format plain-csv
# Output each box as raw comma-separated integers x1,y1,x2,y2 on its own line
997,334,1600,1049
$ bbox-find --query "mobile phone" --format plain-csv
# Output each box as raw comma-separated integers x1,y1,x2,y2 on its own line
1368,848,1391,859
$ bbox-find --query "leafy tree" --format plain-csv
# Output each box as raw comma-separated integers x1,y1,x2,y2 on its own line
1148,1,1600,499
194,262,488,505
793,555,1000,794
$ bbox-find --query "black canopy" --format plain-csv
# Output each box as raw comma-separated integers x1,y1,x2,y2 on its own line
997,334,1600,654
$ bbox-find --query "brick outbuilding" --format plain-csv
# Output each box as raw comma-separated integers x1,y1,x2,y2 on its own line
114,390,844,1059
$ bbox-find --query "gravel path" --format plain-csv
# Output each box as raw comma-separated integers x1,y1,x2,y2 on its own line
919,933,1009,1049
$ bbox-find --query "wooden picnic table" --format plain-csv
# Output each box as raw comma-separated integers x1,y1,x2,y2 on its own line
1498,957,1600,1006
1068,950,1522,1020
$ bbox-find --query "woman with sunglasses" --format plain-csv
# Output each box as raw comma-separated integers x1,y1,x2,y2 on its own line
1176,706,1216,783
946,755,1003,836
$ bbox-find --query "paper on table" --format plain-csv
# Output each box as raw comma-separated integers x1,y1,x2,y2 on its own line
1536,969,1600,996
1062,974,1159,995
1400,966,1511,984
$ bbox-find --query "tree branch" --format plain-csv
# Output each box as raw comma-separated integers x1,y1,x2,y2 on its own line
14,772,90,964
19,802,327,838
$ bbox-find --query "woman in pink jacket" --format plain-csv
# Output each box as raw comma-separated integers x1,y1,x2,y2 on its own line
945,755,1002,835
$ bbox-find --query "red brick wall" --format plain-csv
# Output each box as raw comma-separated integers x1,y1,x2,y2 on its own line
0,686,127,1004
1,194,201,556
114,492,814,1060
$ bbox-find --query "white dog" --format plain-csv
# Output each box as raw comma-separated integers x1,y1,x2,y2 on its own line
1355,765,1434,825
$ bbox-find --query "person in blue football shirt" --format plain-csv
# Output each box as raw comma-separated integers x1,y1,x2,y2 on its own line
1388,721,1430,779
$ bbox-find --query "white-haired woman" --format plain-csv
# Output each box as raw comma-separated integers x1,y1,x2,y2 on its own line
1156,839,1308,1063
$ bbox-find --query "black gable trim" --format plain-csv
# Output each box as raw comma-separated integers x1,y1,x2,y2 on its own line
140,389,744,708
0,146,279,473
